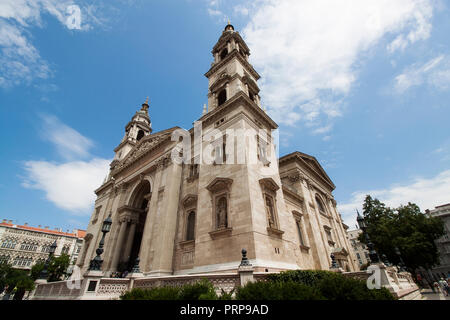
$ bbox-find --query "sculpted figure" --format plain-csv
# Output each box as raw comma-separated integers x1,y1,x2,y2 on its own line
217,197,227,229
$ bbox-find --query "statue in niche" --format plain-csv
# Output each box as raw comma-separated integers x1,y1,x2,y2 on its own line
217,197,228,229
266,196,276,228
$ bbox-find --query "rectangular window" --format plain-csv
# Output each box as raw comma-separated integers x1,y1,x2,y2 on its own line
296,221,305,246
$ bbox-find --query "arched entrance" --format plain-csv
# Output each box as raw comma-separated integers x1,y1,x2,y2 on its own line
112,180,151,273
126,180,150,271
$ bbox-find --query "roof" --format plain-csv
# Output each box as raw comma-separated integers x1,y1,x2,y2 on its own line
279,151,335,190
0,222,86,239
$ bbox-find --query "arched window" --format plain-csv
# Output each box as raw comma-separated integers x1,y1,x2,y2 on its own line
220,48,228,60
218,89,227,106
137,130,145,141
316,196,326,214
186,211,196,241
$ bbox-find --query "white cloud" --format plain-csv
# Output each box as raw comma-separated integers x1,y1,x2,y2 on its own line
22,115,111,214
238,0,435,132
0,0,98,88
338,169,450,229
394,54,450,93
22,158,110,213
40,114,94,160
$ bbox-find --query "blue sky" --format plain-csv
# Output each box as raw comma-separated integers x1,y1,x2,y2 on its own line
1,0,449,232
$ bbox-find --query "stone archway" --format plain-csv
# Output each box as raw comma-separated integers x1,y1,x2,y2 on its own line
111,180,151,272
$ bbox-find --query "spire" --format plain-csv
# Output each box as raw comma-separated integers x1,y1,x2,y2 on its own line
141,96,149,112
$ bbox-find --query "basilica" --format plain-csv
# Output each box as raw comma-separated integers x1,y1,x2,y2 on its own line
78,23,358,277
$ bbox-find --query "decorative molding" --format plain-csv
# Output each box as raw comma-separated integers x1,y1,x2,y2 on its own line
292,210,303,219
266,227,284,238
209,227,233,239
181,194,198,208
259,177,280,192
206,177,233,193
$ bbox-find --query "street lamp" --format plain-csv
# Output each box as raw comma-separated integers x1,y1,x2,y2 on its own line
89,215,112,271
394,246,406,272
38,240,57,280
356,210,379,264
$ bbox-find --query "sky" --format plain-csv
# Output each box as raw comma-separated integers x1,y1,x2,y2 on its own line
0,0,449,232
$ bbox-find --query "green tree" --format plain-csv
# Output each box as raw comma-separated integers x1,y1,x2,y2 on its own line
30,262,45,281
359,195,445,274
0,261,12,293
47,254,70,282
3,268,35,300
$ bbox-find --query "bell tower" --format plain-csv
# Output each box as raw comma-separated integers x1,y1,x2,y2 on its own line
205,22,263,113
113,98,152,162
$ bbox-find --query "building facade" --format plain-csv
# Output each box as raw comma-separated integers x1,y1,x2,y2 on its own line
426,204,450,279
347,229,370,268
78,23,358,276
0,219,85,272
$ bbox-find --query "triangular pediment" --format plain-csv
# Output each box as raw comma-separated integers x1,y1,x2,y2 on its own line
112,127,180,174
279,152,335,190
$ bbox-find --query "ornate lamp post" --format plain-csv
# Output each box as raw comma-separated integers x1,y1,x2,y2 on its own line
356,211,380,264
89,215,112,271
394,246,406,272
39,240,57,280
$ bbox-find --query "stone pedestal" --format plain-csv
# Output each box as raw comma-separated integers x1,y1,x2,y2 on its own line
238,265,254,287
80,270,104,299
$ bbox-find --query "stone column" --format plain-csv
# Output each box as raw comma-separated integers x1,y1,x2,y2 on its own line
121,220,137,266
110,220,128,271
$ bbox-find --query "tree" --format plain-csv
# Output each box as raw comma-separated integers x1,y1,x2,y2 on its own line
30,262,45,281
47,254,70,282
3,268,35,300
0,261,12,293
359,195,445,274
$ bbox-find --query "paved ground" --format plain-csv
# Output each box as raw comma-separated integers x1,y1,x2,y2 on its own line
418,288,450,300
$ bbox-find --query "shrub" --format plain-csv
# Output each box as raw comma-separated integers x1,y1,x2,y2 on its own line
120,286,180,300
178,279,218,300
267,270,395,300
235,280,325,300
120,279,218,300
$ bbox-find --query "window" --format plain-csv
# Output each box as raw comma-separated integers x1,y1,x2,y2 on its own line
137,130,145,141
186,211,196,241
296,220,305,246
316,196,326,213
218,89,227,106
0,255,9,264
220,48,228,60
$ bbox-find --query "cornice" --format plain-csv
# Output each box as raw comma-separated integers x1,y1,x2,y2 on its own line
279,152,335,191
212,31,250,54
198,91,278,130
111,128,179,176
205,49,260,80
94,179,114,196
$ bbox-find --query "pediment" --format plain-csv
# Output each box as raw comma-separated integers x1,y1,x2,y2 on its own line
279,152,335,190
332,247,349,257
206,177,233,193
182,194,198,208
259,177,280,192
112,127,179,174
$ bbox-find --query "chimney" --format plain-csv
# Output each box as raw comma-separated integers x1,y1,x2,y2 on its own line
24,222,28,226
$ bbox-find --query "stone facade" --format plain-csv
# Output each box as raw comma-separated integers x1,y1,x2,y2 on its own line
347,229,370,268
78,23,357,277
426,204,450,279
0,220,85,272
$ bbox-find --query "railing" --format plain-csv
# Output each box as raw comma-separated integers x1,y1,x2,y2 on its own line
96,278,131,297
134,273,240,294
33,280,81,299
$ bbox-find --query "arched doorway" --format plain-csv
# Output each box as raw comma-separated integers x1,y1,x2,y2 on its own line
115,180,151,273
